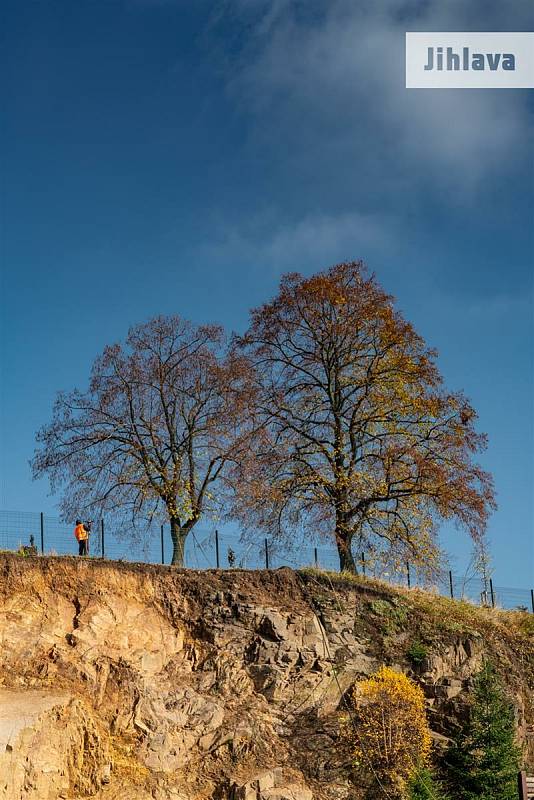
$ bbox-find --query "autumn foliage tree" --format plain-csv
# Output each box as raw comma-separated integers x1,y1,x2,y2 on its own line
32,316,255,566
345,666,432,798
232,261,495,573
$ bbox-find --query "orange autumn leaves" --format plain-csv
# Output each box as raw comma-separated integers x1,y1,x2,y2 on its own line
33,260,496,573
233,261,495,573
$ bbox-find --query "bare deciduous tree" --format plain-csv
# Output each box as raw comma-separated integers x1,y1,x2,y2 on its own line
32,315,255,565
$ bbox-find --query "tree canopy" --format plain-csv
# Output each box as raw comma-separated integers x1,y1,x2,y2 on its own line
33,262,495,572
232,261,495,573
32,315,255,565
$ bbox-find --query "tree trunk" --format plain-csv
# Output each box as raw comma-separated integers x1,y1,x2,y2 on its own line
170,517,187,567
334,499,357,573
335,525,357,573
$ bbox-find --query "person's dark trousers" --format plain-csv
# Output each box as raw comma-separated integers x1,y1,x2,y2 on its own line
78,540,87,556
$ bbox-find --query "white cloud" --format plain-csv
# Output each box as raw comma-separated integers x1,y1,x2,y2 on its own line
197,209,393,273
221,0,533,190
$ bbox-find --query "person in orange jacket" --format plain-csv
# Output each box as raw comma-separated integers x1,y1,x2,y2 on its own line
74,519,88,556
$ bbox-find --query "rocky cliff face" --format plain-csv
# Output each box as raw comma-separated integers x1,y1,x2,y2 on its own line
0,554,532,799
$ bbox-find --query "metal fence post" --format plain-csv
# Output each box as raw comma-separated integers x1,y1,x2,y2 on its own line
4,511,533,613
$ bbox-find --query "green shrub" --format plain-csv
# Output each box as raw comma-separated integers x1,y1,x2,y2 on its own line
409,766,448,799
407,641,428,666
369,598,408,634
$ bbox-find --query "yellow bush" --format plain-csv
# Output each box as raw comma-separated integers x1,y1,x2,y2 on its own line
345,666,431,796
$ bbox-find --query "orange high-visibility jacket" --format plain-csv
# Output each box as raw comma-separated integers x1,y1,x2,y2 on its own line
74,523,88,542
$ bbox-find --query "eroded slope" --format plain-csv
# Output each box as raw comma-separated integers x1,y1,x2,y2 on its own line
0,555,532,799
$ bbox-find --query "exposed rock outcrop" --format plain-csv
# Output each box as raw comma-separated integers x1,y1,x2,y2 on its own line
0,689,108,799
0,555,532,799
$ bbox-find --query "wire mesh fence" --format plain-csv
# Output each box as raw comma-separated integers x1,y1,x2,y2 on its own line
0,509,532,613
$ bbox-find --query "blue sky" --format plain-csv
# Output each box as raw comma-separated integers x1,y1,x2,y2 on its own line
1,0,532,585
